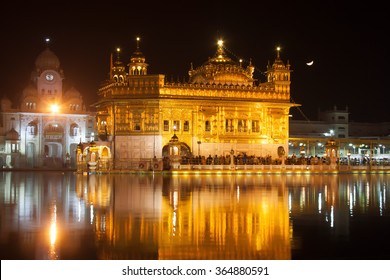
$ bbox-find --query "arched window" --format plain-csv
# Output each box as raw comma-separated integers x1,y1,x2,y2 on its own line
70,123,79,137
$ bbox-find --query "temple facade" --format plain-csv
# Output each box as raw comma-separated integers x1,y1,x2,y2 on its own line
94,39,297,169
0,41,95,169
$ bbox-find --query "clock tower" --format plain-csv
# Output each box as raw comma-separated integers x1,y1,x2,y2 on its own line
35,46,64,112
0,38,96,169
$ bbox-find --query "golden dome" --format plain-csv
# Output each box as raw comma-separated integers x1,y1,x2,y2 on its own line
188,40,255,86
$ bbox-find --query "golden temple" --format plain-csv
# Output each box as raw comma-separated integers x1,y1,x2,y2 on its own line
94,39,297,169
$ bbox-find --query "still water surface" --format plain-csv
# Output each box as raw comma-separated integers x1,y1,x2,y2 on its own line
1,171,389,260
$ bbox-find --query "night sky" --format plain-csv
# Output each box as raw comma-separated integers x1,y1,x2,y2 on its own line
1,1,388,122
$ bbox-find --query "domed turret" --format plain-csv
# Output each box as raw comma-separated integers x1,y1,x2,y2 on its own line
1,96,12,111
5,128,20,141
110,48,126,82
188,40,255,86
128,37,148,75
64,86,81,99
22,82,38,98
35,47,60,71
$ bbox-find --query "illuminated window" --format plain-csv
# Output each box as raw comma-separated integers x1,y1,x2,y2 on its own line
205,121,211,132
225,119,234,132
238,119,247,132
163,120,169,131
252,120,260,133
183,121,189,131
173,120,180,131
70,123,79,136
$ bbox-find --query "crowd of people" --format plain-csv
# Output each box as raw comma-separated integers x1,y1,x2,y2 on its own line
166,153,390,166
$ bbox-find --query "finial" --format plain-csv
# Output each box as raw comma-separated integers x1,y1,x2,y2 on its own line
116,47,121,61
239,59,243,67
217,39,225,57
276,46,281,59
45,37,51,47
136,37,140,49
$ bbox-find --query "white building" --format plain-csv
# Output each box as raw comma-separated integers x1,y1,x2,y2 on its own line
0,42,95,169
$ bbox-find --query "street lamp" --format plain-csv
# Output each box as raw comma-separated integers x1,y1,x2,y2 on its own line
197,140,201,156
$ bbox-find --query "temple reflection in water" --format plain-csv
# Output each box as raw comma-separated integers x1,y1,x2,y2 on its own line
75,174,290,259
1,172,389,259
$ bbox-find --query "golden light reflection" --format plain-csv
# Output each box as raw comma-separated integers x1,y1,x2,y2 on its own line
159,175,290,260
48,204,58,260
65,173,390,260
50,222,56,245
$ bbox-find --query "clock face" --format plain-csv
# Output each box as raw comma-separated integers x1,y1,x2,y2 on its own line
45,73,54,81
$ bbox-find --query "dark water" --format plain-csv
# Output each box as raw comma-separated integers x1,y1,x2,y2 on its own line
1,171,389,260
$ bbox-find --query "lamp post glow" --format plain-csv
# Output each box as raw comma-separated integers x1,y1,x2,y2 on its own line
50,104,60,114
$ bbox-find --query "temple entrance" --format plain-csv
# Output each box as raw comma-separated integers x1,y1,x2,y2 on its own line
26,142,36,168
43,142,63,168
162,142,191,157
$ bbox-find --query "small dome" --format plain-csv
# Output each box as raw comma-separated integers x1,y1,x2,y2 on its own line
35,48,60,71
22,83,38,98
64,86,81,98
77,140,84,150
169,134,179,143
1,96,12,110
130,49,147,66
5,128,20,140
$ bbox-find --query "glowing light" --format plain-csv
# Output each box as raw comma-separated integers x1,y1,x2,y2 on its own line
50,104,60,113
173,191,178,209
90,204,94,224
116,47,121,53
217,39,223,47
48,204,58,259
330,205,334,228
50,222,57,245
318,192,322,213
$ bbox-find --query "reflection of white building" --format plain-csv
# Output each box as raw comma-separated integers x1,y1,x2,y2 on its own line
0,41,96,169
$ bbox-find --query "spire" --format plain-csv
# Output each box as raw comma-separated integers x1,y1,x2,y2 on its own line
217,39,224,57
110,47,126,82
128,36,148,75
115,47,121,62
271,46,285,68
276,46,281,59
265,45,291,91
109,52,113,78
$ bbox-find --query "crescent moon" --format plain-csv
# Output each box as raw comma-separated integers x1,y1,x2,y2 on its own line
306,61,314,66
